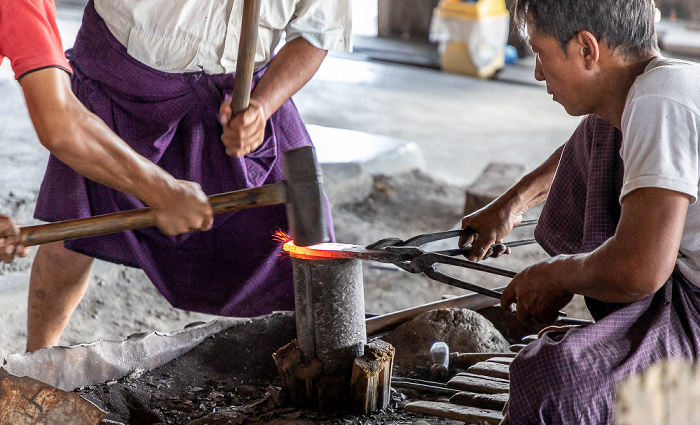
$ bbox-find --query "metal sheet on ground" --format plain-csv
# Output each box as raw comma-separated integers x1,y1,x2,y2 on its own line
2,317,245,391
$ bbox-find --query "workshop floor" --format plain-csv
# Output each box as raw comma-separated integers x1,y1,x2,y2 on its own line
0,2,681,360
0,2,583,361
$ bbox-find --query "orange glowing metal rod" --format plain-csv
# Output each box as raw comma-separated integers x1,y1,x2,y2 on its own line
283,241,399,262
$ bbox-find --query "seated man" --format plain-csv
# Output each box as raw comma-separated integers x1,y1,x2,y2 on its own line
460,0,700,423
27,0,350,351
0,4,210,278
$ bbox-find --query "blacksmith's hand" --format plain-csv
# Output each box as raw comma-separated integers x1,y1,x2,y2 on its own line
459,199,522,262
0,215,29,263
220,97,267,157
501,258,574,324
149,180,213,236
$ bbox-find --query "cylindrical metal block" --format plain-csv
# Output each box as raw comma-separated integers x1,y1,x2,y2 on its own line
292,257,366,378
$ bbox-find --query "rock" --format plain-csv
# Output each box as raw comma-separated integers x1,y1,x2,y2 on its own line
381,308,509,369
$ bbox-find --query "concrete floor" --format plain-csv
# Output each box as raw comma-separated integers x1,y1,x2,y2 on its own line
0,3,585,358
296,54,580,186
0,1,698,361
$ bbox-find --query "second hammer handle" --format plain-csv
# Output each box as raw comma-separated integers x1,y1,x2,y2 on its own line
230,0,262,118
19,182,286,247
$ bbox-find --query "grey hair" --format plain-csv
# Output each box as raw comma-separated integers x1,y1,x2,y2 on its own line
513,0,658,57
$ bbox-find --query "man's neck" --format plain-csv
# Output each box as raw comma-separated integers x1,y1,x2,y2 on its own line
594,52,658,129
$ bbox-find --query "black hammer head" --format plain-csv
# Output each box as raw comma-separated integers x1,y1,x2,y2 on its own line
283,146,330,247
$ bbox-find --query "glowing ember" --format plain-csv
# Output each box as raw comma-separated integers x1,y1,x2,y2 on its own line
273,229,292,244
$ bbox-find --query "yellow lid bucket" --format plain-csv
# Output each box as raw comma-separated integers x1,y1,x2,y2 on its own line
436,0,509,20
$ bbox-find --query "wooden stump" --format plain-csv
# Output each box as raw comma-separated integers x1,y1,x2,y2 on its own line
350,340,395,414
0,369,106,425
272,340,321,407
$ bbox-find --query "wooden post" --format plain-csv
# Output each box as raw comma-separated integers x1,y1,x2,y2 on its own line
272,340,322,406
350,340,395,414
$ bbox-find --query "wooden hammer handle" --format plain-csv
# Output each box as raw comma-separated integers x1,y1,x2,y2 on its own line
19,182,286,247
230,0,262,118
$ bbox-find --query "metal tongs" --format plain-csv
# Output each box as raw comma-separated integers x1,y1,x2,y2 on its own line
365,220,538,300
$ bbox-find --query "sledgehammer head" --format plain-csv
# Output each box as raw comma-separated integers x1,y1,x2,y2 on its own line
283,146,330,247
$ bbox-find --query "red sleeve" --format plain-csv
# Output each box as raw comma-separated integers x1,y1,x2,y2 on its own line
0,0,71,80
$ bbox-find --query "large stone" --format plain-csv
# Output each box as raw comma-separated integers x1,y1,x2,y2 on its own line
381,308,509,369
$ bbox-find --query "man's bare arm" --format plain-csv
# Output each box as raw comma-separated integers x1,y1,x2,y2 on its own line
502,187,688,323
19,68,213,236
220,37,327,156
570,187,686,300
460,144,564,261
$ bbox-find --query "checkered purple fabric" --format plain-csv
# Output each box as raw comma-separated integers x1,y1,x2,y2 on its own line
535,114,627,319
504,271,700,425
503,115,700,424
534,114,624,258
33,1,334,317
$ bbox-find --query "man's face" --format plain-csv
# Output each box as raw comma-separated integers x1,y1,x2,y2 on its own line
528,28,593,117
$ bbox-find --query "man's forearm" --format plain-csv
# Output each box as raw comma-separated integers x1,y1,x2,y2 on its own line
251,37,327,119
550,187,688,303
498,144,563,215
20,69,177,208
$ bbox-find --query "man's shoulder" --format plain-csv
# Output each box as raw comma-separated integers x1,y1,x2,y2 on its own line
630,57,700,109
640,57,700,87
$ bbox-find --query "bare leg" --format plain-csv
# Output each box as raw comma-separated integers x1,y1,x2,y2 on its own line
26,242,94,352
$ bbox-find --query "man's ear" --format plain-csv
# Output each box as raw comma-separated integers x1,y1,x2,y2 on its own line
575,30,600,70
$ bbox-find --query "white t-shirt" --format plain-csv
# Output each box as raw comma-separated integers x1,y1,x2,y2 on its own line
621,56,700,287
94,0,352,74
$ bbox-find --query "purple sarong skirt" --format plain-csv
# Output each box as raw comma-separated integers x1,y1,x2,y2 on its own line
503,115,700,424
34,1,334,317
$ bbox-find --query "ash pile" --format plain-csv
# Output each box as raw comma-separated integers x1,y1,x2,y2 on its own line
73,312,466,425
57,304,556,425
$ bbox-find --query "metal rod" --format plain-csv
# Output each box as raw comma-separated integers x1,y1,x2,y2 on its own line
429,254,517,278
436,239,538,258
423,269,504,299
391,379,460,395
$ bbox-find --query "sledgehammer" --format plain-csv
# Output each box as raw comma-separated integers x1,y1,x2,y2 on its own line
16,146,329,248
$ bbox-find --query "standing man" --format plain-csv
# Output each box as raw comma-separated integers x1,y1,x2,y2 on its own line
0,1,212,305
27,0,350,351
460,0,700,423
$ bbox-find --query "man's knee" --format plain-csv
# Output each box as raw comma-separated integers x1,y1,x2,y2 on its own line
35,241,92,264
31,242,94,286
